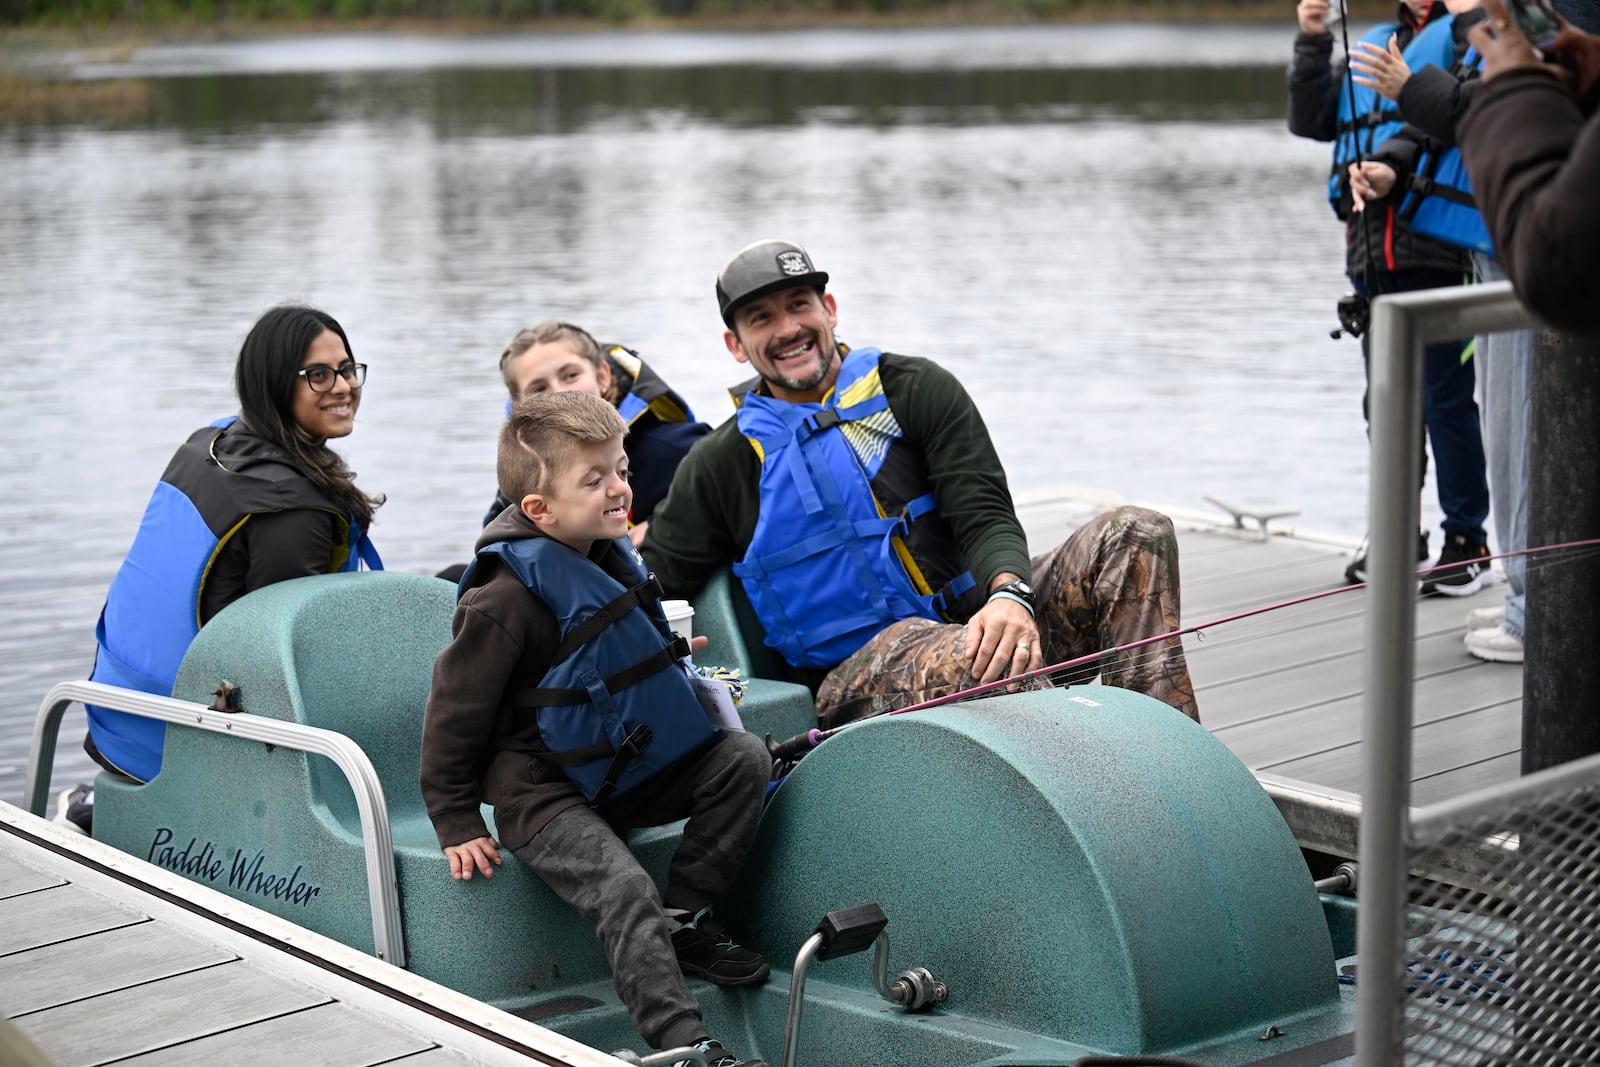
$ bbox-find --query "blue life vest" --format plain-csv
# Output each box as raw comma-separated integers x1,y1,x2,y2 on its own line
1329,17,1455,214
1399,39,1494,255
607,346,697,429
88,418,380,784
470,535,720,806
732,347,979,670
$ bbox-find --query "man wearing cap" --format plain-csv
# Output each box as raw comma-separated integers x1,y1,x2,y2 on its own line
640,239,1199,726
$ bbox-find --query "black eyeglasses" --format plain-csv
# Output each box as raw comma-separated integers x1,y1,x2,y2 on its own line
296,361,367,393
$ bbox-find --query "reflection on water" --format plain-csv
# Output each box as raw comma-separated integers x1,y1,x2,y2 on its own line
1,24,1410,802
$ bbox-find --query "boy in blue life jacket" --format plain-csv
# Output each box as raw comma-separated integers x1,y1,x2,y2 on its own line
420,390,772,1067
1290,0,1493,595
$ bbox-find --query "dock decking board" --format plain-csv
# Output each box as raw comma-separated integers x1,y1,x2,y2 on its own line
15,960,333,1066
0,883,147,956
1,921,236,1016
107,1002,439,1066
0,852,66,898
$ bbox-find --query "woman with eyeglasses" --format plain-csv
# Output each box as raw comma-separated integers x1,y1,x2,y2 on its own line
74,306,384,819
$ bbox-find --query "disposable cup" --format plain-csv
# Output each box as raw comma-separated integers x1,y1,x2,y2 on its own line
662,599,694,643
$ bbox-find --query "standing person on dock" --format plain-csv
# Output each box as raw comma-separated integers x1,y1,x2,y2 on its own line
1289,0,1494,594
422,391,770,1067
73,306,383,831
640,238,1199,727
1343,0,1535,659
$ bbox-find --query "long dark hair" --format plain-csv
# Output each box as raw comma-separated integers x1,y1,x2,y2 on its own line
234,305,382,529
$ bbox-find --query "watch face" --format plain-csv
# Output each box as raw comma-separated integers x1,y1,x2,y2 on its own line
1005,580,1033,598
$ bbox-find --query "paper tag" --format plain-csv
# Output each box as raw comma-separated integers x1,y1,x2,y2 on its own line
690,672,745,732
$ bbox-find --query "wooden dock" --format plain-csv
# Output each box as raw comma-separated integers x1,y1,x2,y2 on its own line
0,804,623,1067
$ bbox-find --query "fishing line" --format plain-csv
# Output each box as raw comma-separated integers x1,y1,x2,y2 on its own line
766,536,1600,764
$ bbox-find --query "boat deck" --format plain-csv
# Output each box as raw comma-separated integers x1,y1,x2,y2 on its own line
1015,493,1520,817
0,805,620,1067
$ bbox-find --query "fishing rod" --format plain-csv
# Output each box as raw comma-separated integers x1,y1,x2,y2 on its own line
764,536,1600,767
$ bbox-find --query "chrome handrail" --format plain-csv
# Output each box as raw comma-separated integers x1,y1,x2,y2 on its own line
24,679,405,965
1356,280,1539,1065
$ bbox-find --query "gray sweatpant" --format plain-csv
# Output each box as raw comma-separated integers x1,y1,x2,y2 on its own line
512,729,770,1048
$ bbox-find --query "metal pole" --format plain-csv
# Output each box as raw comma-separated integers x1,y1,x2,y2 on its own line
1522,327,1600,773
1355,293,1426,1067
781,932,826,1067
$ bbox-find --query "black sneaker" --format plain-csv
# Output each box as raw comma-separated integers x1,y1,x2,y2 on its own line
53,783,93,835
677,1040,769,1067
670,907,770,986
1344,530,1430,585
1421,532,1492,597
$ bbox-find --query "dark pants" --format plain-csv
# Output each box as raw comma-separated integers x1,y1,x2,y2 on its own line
512,729,769,1048
1355,268,1490,544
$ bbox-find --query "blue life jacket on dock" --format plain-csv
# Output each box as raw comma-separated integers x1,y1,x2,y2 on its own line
470,535,720,806
732,347,979,670
1397,34,1494,255
89,418,379,784
1330,21,1406,213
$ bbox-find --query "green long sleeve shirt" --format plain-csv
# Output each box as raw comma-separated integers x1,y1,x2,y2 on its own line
640,350,1032,637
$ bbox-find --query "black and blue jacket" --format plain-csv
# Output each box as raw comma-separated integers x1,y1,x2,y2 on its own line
89,418,380,783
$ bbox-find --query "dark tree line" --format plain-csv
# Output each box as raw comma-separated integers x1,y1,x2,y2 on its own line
4,0,1274,27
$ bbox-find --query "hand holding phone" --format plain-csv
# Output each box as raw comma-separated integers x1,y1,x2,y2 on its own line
1505,0,1561,51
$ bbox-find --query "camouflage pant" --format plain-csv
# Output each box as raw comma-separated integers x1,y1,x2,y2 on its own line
814,506,1199,728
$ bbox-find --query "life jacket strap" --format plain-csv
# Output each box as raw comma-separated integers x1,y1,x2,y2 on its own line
531,722,657,808
516,638,690,709
1404,173,1476,209
550,576,666,666
590,724,654,807
928,571,980,617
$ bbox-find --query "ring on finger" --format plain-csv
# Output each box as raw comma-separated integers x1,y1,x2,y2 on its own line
1492,16,1510,29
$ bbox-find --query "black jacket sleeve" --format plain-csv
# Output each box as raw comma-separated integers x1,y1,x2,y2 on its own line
1289,31,1341,141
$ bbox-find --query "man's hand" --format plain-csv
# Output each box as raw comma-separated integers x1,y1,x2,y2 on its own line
964,593,1043,685
1298,0,1331,35
1351,35,1412,102
1471,0,1600,101
1470,0,1549,81
444,836,502,880
627,520,650,548
1349,160,1397,210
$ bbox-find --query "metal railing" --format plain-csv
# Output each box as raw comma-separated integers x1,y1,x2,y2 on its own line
25,680,406,965
1355,281,1600,1064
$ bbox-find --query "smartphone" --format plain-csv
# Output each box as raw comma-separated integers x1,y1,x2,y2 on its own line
1505,0,1562,50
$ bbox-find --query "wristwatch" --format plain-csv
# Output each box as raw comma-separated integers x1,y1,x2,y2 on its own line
989,578,1035,610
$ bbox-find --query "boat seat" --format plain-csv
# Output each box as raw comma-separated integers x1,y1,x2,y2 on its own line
90,571,678,1003
689,569,819,742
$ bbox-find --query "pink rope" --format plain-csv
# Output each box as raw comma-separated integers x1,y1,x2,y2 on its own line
803,535,1600,742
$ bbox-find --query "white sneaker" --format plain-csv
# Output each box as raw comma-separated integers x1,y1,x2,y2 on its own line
1465,604,1507,630
1465,625,1524,664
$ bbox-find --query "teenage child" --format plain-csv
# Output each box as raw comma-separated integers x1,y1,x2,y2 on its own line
489,322,709,546
420,390,771,1067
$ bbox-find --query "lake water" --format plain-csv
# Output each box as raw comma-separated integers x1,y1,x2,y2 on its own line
1,21,1443,804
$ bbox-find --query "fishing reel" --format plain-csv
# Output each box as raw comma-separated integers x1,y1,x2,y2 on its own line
1330,290,1370,340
